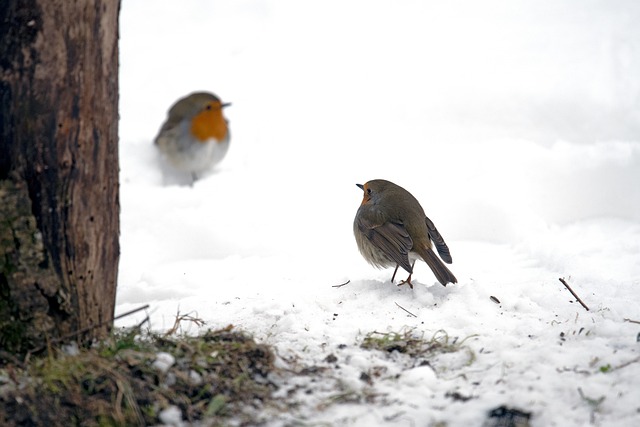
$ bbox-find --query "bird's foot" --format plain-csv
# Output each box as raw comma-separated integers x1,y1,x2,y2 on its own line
397,275,414,289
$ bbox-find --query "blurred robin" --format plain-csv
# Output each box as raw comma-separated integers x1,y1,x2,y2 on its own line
154,91,231,182
353,179,457,288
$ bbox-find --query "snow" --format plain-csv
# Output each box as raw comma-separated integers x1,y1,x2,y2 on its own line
158,405,184,427
152,352,176,374
117,1,640,425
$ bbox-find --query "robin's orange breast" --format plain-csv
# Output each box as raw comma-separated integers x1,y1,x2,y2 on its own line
190,103,228,143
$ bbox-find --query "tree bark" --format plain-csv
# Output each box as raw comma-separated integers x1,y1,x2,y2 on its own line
0,0,120,354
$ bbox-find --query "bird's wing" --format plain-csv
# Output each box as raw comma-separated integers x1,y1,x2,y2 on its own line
357,218,414,273
425,216,453,264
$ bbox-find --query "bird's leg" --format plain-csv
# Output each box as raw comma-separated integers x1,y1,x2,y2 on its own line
397,261,417,289
391,264,400,283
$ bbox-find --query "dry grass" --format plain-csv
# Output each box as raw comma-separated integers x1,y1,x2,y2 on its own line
0,321,481,426
0,325,277,426
360,328,477,372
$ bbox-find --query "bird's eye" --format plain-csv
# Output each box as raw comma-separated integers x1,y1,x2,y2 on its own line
367,188,372,195
205,104,212,110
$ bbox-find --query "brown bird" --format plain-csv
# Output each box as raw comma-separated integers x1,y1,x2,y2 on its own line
154,91,231,182
353,179,457,288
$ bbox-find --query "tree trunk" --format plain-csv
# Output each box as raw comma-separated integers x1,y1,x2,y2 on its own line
0,0,120,355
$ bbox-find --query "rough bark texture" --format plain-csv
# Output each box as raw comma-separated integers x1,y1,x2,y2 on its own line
0,0,120,354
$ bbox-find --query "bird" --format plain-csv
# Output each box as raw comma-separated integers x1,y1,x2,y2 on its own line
154,91,231,183
353,179,457,288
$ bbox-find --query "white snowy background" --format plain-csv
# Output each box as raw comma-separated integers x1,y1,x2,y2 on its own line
116,1,640,425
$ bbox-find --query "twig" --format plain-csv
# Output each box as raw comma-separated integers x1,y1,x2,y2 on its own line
612,356,640,371
59,303,150,343
559,278,589,311
113,304,150,321
165,310,206,336
395,302,417,318
26,304,151,359
577,387,605,424
135,316,150,330
623,318,640,325
332,280,350,288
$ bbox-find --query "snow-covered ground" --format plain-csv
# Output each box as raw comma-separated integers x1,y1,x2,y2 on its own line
117,1,640,425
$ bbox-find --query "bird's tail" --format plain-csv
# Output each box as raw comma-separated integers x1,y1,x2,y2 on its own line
417,246,457,286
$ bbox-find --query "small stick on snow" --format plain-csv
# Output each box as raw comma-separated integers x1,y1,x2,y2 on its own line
332,280,350,288
613,355,640,371
559,278,589,311
623,318,640,325
395,302,417,318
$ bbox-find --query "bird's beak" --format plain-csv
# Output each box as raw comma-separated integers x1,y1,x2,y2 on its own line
221,102,232,108
356,183,364,190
